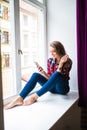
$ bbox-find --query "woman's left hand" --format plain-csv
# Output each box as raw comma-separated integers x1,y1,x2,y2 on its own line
57,54,69,72
59,54,69,65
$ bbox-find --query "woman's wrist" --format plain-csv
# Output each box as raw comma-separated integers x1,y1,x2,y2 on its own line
41,70,45,74
59,62,63,68
57,67,62,72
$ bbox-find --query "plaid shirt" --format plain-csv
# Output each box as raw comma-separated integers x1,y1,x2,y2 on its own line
47,58,72,80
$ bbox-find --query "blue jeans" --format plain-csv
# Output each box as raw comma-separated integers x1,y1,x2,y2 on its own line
19,72,70,99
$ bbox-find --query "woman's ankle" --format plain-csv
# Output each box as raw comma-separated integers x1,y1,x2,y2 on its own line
34,93,39,100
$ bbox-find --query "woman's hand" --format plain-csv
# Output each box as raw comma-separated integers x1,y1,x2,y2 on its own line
34,62,43,72
37,66,44,72
57,54,69,72
34,61,50,79
59,54,69,65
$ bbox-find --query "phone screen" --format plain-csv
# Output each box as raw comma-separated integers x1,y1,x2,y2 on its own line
34,62,40,67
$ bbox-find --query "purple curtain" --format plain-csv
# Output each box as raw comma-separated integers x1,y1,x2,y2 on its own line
77,0,87,108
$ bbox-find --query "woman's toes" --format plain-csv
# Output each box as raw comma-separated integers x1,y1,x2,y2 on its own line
23,94,38,106
4,96,23,110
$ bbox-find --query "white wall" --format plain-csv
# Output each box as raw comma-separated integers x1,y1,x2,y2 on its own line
46,0,78,91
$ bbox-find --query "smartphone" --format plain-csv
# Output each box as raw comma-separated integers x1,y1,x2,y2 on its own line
34,61,40,68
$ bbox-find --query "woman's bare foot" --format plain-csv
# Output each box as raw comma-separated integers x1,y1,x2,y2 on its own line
23,93,39,106
4,96,23,110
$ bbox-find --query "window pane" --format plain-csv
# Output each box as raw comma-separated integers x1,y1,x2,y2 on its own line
0,0,16,98
36,0,43,3
20,0,45,86
1,0,45,98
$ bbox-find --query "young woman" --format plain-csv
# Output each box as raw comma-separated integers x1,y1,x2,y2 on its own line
5,41,72,109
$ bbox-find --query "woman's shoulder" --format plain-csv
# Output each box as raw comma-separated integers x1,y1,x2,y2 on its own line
47,58,54,62
47,58,55,66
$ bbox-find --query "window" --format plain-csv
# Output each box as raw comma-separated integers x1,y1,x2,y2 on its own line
1,30,9,44
1,0,17,99
23,34,29,48
20,0,46,84
23,14,28,26
37,0,43,3
1,0,46,99
2,53,10,68
0,2,9,20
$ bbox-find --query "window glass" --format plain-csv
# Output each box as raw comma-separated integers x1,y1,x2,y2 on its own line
36,0,43,3
20,0,45,87
0,0,17,98
1,0,46,98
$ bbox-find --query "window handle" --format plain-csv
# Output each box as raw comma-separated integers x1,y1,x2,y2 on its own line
18,49,23,55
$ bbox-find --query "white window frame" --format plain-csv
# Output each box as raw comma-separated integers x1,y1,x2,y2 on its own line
23,0,47,68
4,0,47,104
3,0,21,104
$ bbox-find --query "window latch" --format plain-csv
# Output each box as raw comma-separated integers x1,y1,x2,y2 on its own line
18,49,23,55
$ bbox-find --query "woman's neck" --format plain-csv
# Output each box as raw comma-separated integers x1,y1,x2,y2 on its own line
56,57,61,64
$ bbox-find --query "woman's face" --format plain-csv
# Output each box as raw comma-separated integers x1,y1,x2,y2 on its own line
50,46,59,59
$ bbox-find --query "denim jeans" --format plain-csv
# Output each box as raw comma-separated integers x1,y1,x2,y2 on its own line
19,71,70,99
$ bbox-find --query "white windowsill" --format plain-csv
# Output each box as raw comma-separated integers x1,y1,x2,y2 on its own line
4,90,78,130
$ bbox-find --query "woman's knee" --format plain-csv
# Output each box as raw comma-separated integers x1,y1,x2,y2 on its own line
52,71,62,77
32,72,38,76
54,71,61,75
32,72,42,78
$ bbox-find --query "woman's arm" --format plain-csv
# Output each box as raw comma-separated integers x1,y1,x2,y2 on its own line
35,62,50,79
57,54,69,72
57,55,72,74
